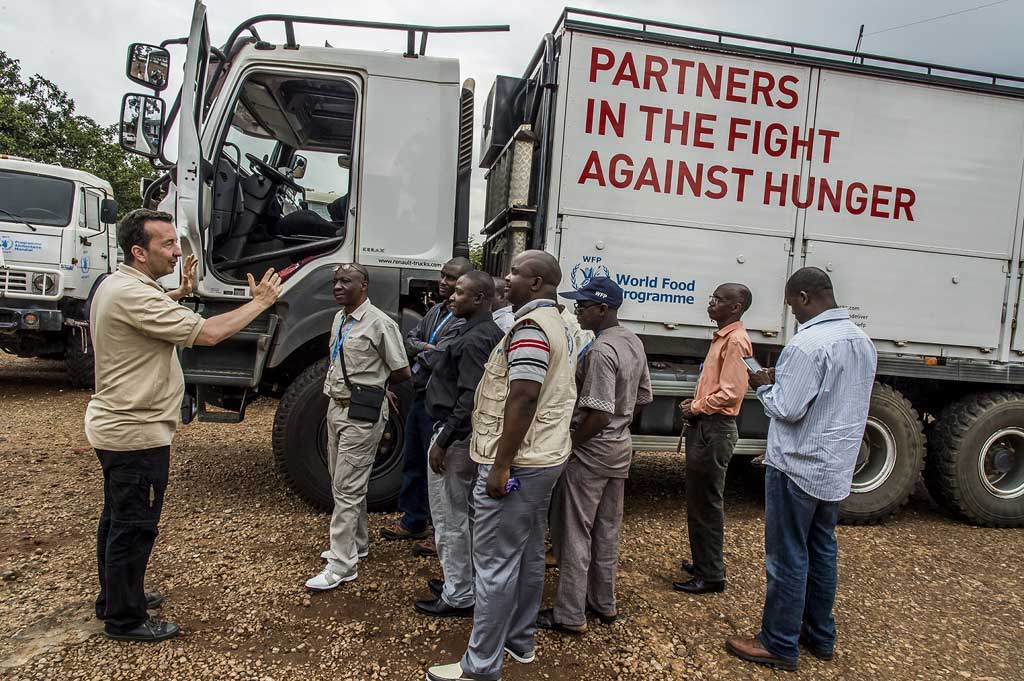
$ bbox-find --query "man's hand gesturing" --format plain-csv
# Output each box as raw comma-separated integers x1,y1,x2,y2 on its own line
248,268,282,309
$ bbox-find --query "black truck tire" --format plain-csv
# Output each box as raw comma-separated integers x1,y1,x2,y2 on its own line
839,383,925,525
65,329,95,389
272,358,408,512
925,392,1024,527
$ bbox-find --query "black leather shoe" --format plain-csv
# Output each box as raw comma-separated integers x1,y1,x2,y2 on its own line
536,608,587,634
672,576,725,594
414,597,474,618
680,560,695,575
428,578,444,597
799,630,834,661
104,618,180,642
96,592,165,620
585,604,617,625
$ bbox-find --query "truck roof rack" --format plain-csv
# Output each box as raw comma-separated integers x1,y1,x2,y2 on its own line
221,14,509,59
555,7,1024,97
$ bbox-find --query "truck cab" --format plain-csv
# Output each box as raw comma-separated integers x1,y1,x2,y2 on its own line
0,156,118,386
117,1,505,510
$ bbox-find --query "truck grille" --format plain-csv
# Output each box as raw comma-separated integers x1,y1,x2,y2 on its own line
0,266,63,300
0,270,29,294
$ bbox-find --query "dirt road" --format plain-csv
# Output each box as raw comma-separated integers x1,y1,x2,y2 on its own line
0,353,1021,680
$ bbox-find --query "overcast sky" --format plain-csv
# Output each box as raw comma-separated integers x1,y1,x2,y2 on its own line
3,0,1023,232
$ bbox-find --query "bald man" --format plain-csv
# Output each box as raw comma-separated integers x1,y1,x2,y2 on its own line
674,283,753,595
427,250,577,681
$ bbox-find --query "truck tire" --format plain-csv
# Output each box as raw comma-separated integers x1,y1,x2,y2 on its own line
925,392,1024,527
272,358,408,512
65,330,95,389
838,383,925,525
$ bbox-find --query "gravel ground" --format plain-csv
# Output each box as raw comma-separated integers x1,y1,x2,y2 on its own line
0,352,1022,681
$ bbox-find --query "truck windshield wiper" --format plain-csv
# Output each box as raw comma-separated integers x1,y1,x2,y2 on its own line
0,207,37,232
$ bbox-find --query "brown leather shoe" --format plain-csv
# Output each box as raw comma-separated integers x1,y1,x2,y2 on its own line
413,537,437,557
725,636,797,671
379,523,428,541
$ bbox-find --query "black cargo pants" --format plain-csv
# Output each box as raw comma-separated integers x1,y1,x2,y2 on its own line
94,446,170,633
684,414,738,582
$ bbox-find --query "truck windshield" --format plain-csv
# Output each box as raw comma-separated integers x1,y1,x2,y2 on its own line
0,171,74,227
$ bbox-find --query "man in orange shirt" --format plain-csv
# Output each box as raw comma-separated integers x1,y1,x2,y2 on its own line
674,283,753,595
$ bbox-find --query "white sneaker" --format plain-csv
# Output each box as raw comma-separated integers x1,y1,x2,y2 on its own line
504,646,535,664
425,662,488,681
305,566,356,591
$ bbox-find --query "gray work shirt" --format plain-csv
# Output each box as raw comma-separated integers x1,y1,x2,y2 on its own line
570,325,653,478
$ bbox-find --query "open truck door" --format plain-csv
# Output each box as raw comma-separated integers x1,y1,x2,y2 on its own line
175,0,211,283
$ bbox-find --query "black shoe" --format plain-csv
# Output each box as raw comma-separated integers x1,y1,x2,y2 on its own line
672,576,725,594
799,630,835,661
680,560,695,575
104,618,180,642
428,578,444,597
96,592,165,620
585,604,617,625
414,597,474,618
535,608,587,634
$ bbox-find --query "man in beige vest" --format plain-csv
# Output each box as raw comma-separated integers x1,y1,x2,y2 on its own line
428,251,577,681
87,209,282,642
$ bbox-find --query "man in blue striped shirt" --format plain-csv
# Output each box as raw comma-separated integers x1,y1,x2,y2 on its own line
726,267,876,672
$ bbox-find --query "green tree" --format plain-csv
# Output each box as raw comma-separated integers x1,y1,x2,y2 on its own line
468,234,484,269
0,50,152,216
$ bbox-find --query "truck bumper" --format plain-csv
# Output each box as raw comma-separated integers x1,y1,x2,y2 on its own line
0,307,63,332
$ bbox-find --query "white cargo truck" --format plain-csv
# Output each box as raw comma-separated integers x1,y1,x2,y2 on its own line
0,156,119,386
119,4,1024,526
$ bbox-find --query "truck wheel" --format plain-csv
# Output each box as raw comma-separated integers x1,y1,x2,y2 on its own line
839,383,925,525
272,358,408,512
65,330,95,389
925,392,1024,527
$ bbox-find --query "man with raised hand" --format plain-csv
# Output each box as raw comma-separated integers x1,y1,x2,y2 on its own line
88,209,281,641
427,250,577,681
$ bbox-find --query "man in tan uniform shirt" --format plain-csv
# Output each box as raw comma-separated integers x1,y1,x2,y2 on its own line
306,263,411,591
87,209,281,642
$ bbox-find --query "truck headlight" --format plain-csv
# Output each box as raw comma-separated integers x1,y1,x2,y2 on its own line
31,273,57,295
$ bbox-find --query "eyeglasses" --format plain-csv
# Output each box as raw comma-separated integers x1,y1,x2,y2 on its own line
708,295,724,304
574,301,601,312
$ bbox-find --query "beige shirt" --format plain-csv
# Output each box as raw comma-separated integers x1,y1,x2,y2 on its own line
323,298,409,399
85,264,205,451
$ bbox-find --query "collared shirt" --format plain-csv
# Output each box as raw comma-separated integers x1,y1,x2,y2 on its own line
323,298,408,400
85,264,205,451
571,325,653,478
406,301,465,394
692,321,753,416
507,298,559,383
492,305,515,333
426,311,505,448
757,307,877,502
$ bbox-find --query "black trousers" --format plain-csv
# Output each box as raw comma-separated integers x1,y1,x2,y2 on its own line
95,446,170,633
684,415,738,582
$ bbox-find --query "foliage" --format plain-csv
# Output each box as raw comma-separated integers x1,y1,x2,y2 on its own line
0,51,153,217
468,234,484,269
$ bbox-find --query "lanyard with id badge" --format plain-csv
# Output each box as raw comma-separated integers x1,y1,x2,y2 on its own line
333,315,386,422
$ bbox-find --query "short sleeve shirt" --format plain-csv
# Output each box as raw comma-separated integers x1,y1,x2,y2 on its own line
85,264,206,451
324,298,409,399
571,325,652,478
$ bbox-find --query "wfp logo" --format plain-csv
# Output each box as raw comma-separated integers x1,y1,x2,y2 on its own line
571,256,610,289
0,235,12,253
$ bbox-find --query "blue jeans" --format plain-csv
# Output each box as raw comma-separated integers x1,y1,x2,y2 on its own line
759,465,841,663
397,395,433,533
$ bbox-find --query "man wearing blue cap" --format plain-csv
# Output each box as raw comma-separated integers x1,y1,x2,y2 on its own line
537,276,652,634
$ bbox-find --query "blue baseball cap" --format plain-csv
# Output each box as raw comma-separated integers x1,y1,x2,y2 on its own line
560,276,624,309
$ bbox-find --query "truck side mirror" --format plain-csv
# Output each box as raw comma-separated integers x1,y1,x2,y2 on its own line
291,154,308,180
119,93,166,159
100,198,119,224
126,43,170,92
